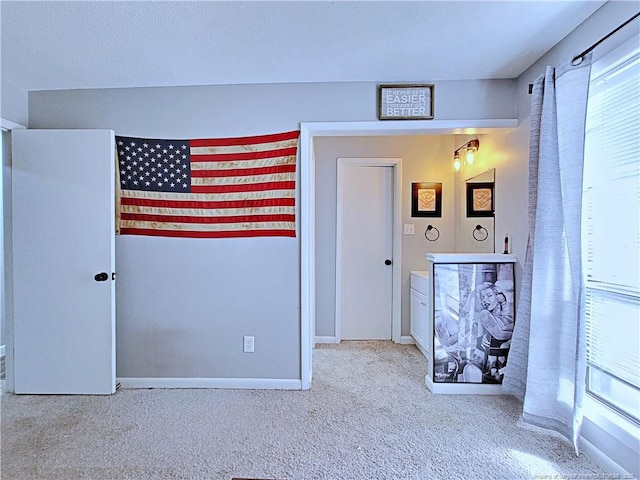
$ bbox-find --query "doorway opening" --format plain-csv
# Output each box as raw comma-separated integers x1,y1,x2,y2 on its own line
299,119,518,389
1,117,26,393
0,129,7,389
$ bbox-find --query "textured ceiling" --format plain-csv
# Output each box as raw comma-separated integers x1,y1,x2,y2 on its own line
1,1,606,92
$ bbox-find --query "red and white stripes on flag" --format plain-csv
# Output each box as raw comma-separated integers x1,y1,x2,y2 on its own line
115,130,299,238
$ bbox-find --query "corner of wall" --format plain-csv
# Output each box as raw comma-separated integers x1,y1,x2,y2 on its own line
1,79,28,127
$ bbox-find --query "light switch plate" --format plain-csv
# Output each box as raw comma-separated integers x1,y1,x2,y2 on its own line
403,224,415,235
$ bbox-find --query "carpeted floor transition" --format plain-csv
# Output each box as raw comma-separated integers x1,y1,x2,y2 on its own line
1,341,610,479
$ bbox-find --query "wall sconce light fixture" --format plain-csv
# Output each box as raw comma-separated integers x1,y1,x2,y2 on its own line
453,138,480,172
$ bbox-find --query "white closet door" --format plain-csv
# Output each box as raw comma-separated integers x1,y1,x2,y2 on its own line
337,164,393,340
12,129,116,394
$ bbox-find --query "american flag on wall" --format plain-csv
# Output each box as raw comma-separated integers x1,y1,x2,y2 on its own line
115,130,299,238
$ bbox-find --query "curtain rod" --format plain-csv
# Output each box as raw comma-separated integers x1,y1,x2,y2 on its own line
528,11,640,94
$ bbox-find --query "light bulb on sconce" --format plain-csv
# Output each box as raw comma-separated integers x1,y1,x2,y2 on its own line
453,138,480,172
453,153,462,172
466,139,479,165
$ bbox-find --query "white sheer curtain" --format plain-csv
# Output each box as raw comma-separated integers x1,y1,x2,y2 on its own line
503,54,592,453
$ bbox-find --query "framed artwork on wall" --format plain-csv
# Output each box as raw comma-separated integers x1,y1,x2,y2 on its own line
466,182,494,217
412,182,442,217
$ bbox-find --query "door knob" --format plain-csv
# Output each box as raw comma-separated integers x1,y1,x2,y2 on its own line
94,272,109,282
385,259,392,266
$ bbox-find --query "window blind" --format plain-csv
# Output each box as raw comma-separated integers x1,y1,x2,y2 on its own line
583,43,640,423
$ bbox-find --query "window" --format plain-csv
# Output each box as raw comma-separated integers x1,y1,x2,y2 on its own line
582,39,640,425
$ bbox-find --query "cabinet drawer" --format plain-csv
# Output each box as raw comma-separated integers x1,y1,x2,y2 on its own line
410,288,429,357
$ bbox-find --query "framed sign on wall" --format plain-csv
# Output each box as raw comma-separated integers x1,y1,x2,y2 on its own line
378,84,435,120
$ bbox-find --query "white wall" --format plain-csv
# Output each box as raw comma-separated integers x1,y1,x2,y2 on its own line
1,79,28,127
26,79,516,381
510,2,640,477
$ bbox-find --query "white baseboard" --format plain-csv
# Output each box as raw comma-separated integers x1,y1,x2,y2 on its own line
580,436,636,478
315,336,339,344
398,336,416,345
315,336,416,345
117,377,302,390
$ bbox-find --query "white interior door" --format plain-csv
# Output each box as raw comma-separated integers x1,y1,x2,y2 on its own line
337,163,393,340
12,129,116,394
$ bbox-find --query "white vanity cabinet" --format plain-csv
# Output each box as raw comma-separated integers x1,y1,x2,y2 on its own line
410,271,430,368
425,253,517,394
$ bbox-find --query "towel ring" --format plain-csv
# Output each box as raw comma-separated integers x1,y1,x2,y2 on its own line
425,225,440,242
473,224,489,242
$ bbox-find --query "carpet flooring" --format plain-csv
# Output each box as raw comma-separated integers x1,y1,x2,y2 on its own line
1,341,609,479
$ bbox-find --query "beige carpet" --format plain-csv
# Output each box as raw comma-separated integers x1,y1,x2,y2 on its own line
1,341,607,479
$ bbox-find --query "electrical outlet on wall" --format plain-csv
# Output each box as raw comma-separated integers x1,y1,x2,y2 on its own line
243,336,254,353
404,224,415,235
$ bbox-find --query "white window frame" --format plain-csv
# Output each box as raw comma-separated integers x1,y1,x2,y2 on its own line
582,36,640,453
